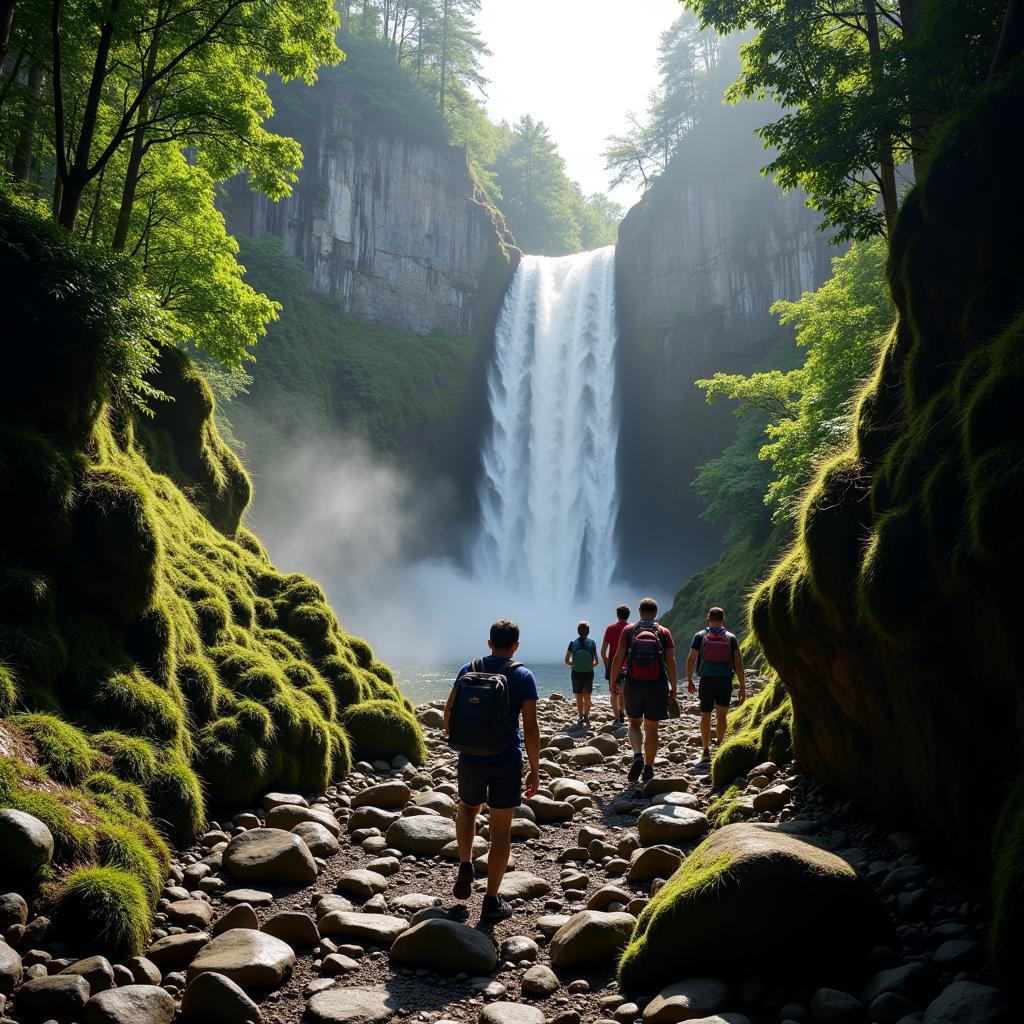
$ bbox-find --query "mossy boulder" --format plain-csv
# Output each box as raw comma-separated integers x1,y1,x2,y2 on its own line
618,823,891,991
340,699,427,765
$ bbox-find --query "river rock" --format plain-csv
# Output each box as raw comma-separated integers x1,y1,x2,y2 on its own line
637,805,710,846
390,919,498,972
223,828,317,884
550,910,636,967
628,845,682,883
589,735,620,755
418,707,445,730
0,808,54,873
317,911,409,946
526,795,575,822
180,970,262,1023
166,898,214,929
649,792,701,810
493,871,551,901
480,1003,545,1024
352,781,411,809
304,986,401,1024
588,885,634,911
213,902,260,935
61,954,115,993
337,868,389,898
500,935,538,962
223,887,274,906
619,823,892,990
262,791,307,811
126,956,161,986
512,818,542,840
0,893,28,930
292,821,341,858
537,914,571,938
0,940,22,996
751,785,791,813
860,962,938,1006
385,815,457,854
567,746,604,765
348,806,402,834
146,932,210,972
522,964,561,996
266,803,341,836
642,777,690,797
186,928,295,988
922,981,1010,1023
412,791,457,817
642,978,732,1024
82,984,175,1024
551,779,592,800
809,988,863,1023
16,974,90,1018
262,910,320,947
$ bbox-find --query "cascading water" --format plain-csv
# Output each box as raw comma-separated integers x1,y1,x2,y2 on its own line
474,246,620,602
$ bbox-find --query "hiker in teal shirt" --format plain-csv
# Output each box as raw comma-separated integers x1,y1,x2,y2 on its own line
565,620,599,728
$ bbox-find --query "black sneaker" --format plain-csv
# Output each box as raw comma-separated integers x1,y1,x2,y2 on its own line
627,754,643,783
481,894,514,921
641,764,655,784
453,861,474,900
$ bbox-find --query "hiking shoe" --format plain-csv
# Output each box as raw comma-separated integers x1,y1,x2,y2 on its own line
453,861,474,900
701,746,711,761
627,754,644,783
641,764,655,784
481,894,514,921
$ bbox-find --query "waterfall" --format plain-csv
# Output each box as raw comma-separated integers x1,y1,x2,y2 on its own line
474,247,620,602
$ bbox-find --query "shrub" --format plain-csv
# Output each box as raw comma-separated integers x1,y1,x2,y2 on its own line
340,699,426,765
53,867,151,960
85,772,150,818
92,670,184,744
0,663,15,714
92,732,158,784
12,712,93,785
148,754,205,845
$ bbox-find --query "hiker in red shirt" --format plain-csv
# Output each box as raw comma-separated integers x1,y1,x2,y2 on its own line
601,604,630,725
609,597,678,784
686,606,746,761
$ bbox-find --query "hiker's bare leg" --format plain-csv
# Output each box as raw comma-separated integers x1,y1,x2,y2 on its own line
456,801,479,861
643,718,660,765
716,706,729,744
575,692,584,717
700,712,712,750
628,716,643,755
583,691,592,717
485,807,514,896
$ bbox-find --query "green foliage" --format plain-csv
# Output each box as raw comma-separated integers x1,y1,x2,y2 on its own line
53,867,152,960
711,680,793,788
12,713,93,785
92,732,158,784
340,699,427,765
706,785,745,828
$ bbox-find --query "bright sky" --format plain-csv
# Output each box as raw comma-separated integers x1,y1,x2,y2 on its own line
475,0,683,213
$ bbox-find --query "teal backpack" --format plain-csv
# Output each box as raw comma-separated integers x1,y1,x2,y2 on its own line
570,637,595,672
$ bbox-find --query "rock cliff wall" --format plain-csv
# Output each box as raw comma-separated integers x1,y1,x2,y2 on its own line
614,110,834,589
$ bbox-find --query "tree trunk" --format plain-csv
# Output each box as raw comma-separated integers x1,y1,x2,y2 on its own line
863,0,899,234
11,60,42,181
988,0,1024,83
438,0,449,114
0,0,15,70
111,110,146,250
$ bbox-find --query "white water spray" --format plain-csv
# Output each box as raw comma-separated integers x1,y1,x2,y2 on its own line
474,247,620,600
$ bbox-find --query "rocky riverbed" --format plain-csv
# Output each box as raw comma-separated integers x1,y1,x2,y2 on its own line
0,684,1012,1024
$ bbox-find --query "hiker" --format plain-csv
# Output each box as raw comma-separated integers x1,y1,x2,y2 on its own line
686,606,746,761
565,620,599,727
443,619,540,921
609,597,677,784
601,603,630,725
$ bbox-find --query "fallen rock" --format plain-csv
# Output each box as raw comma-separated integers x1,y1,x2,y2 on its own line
480,1003,545,1024
213,903,259,935
352,782,411,809
550,910,636,967
222,828,317,885
641,978,732,1024
636,805,710,846
186,928,296,989
292,821,341,858
385,815,457,854
522,964,561,997
619,824,892,990
180,970,262,1023
0,808,53,874
390,919,498,973
82,984,175,1024
304,986,401,1024
317,911,409,946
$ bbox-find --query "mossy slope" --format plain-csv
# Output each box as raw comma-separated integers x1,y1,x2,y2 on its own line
748,69,1024,982
0,197,424,957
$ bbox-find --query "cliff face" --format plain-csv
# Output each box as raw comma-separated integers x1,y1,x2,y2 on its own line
614,118,834,589
223,90,516,340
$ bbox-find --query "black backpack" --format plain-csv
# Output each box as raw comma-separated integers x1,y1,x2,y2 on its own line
447,659,521,756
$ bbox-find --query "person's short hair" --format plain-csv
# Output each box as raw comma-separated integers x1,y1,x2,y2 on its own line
577,621,590,637
708,607,725,623
638,597,658,617
490,619,520,648
616,604,630,620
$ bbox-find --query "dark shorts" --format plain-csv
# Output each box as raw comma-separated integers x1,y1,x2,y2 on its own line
624,679,669,721
604,663,611,681
698,676,733,713
458,758,522,809
571,671,594,694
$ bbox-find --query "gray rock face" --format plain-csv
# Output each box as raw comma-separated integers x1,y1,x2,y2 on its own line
385,815,457,854
180,970,263,1023
390,919,498,973
304,985,401,1024
82,984,175,1024
549,911,636,967
0,808,54,873
186,928,296,988
637,805,710,846
222,104,516,338
642,978,732,1024
223,827,318,884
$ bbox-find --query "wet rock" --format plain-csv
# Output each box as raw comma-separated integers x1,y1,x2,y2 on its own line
317,911,409,946
336,869,389,899
292,821,341,858
82,984,175,1024
186,928,295,988
304,986,400,1024
636,805,710,846
521,964,561,997
922,981,1010,1023
390,919,498,973
213,902,260,935
641,978,731,1024
479,1003,544,1024
262,911,320,948
385,815,457,854
549,910,635,967
0,809,53,874
146,932,210,972
180,970,262,1023
223,828,317,885
16,974,89,1018
352,782,411,809
60,954,115,993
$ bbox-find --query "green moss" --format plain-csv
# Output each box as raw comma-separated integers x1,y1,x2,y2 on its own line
12,712,93,785
147,754,205,845
53,866,151,960
175,655,219,724
97,820,168,903
706,785,746,828
340,699,427,765
92,669,184,744
1,663,17,715
711,681,793,789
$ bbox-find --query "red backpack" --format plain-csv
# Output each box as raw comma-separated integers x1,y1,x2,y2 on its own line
625,621,666,682
699,628,733,678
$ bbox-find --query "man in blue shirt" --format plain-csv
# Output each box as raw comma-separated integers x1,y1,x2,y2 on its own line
443,619,540,920
686,606,746,761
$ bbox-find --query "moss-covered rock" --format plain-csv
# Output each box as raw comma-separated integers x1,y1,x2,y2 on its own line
710,681,792,789
748,69,1024,985
618,823,891,991
340,700,427,766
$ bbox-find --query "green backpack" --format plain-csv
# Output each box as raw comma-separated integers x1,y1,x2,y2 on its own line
571,638,595,672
